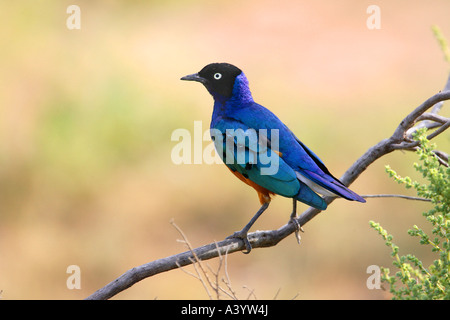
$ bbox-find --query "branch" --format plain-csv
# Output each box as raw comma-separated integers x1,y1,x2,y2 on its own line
86,87,450,300
361,194,432,202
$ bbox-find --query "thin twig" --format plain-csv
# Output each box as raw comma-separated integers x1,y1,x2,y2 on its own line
172,221,239,300
361,194,432,202
221,247,238,300
171,220,213,299
427,119,450,140
243,285,257,300
273,288,281,300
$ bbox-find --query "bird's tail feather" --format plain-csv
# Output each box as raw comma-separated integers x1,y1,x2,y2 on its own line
294,183,328,210
299,170,366,203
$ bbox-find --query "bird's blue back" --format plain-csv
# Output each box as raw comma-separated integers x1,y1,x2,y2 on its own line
210,72,365,207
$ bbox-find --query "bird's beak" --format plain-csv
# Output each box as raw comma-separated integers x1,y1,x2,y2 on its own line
180,73,207,84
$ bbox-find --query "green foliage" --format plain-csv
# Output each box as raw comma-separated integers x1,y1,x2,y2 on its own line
370,129,450,300
432,25,450,65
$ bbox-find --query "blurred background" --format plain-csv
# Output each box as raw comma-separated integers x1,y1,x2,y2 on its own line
0,0,449,300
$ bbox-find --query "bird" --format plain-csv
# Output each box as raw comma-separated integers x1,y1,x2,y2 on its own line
181,62,365,253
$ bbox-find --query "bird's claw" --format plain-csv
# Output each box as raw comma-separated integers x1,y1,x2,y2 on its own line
226,230,252,254
289,215,304,245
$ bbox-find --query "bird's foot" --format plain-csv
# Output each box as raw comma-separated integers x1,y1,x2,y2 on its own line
288,214,304,245
226,230,252,254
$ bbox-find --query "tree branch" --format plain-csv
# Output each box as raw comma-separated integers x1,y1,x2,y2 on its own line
86,87,450,300
361,194,432,202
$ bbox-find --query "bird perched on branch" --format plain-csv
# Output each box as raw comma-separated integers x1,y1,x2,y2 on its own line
181,63,365,253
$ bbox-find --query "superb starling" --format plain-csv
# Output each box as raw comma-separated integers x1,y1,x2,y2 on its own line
181,63,365,253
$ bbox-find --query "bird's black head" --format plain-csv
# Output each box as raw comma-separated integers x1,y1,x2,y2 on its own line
181,63,243,101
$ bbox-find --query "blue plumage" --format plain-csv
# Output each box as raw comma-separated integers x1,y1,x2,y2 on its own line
181,63,365,252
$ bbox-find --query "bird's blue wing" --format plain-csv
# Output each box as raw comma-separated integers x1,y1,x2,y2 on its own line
212,120,300,197
211,119,328,209
289,129,366,202
230,103,364,203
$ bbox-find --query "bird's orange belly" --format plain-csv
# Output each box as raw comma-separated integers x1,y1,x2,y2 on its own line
228,168,274,204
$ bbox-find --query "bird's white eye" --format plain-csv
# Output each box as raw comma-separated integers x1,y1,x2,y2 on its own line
213,73,222,80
